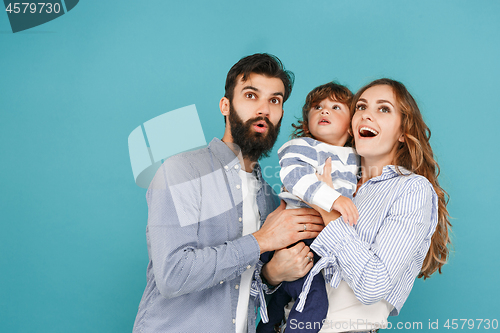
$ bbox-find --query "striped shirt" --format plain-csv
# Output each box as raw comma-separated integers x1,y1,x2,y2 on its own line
278,137,359,211
295,165,438,316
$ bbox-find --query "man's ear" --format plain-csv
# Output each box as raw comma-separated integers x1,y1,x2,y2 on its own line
220,97,230,117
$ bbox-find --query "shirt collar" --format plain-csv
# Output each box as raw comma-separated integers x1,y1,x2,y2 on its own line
208,138,264,181
370,165,412,182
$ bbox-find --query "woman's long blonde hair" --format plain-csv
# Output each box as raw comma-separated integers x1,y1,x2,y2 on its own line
352,78,451,279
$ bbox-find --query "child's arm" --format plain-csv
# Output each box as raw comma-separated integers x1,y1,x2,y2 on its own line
315,157,359,226
278,139,342,212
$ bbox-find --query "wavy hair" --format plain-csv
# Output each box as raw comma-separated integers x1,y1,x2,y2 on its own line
352,78,451,279
291,81,353,146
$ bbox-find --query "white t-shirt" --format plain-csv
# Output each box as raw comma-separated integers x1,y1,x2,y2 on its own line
235,169,261,333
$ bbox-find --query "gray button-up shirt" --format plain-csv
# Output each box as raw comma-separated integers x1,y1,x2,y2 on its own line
133,138,279,332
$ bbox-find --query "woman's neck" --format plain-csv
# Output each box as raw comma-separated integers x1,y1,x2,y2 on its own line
359,156,394,184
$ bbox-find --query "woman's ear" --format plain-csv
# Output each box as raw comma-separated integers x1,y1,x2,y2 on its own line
220,97,230,117
398,133,405,143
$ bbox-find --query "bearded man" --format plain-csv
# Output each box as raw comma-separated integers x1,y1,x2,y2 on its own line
133,53,324,333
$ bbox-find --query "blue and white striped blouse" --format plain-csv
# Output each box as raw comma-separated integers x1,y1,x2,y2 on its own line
295,165,438,316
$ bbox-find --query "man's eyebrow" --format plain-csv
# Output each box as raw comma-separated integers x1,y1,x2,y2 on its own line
242,85,259,92
242,86,284,98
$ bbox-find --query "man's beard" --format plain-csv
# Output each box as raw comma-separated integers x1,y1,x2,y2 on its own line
228,104,281,162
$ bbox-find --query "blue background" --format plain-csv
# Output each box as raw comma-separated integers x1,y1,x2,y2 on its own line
1,1,499,331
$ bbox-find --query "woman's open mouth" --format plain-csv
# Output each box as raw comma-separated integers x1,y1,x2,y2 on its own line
359,126,379,138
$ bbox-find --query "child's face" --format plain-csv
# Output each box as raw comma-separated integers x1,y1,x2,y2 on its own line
307,97,351,146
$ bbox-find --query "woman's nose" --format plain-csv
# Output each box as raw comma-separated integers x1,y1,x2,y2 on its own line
361,108,373,120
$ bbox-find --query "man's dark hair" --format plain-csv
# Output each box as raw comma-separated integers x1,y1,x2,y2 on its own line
224,53,294,104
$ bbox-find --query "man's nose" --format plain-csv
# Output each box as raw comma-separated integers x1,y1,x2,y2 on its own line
257,101,270,117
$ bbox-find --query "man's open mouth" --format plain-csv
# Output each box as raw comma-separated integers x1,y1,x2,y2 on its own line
253,120,268,133
359,126,379,138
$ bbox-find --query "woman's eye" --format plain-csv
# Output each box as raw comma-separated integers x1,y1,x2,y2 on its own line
355,104,365,111
379,106,390,113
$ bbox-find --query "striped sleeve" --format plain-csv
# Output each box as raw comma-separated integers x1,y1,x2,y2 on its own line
278,139,341,211
310,178,437,311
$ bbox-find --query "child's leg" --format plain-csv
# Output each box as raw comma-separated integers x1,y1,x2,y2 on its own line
256,287,293,333
284,268,328,333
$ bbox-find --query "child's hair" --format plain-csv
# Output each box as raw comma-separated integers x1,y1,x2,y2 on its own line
291,82,353,145
352,78,452,279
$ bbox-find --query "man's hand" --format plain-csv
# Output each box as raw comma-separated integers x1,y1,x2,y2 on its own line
261,242,314,286
253,201,324,254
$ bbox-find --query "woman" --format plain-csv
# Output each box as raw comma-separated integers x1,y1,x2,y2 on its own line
288,78,451,333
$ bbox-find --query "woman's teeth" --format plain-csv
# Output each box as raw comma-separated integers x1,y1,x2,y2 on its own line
359,127,379,137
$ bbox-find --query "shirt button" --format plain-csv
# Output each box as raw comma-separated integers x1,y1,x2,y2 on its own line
246,265,251,269
235,284,239,289
224,165,228,170
236,185,241,189
234,165,239,169
233,319,236,324
220,281,224,284
239,217,242,222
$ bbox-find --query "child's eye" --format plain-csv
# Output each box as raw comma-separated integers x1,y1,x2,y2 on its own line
314,105,322,110
332,105,341,110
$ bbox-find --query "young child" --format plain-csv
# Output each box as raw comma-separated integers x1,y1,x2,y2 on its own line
257,82,359,333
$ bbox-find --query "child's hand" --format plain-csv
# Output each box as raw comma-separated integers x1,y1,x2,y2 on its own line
316,157,333,187
332,196,359,226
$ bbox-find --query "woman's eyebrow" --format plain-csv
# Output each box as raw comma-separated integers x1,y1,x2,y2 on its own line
357,98,368,103
377,99,394,107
